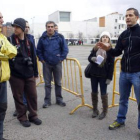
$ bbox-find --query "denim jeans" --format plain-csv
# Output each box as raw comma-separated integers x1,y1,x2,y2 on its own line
43,62,63,104
91,76,107,95
0,82,7,139
117,72,140,129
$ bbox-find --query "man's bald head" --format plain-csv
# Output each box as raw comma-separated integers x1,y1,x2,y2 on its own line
0,12,4,29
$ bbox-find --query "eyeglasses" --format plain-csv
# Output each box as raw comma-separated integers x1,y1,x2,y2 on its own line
26,26,30,28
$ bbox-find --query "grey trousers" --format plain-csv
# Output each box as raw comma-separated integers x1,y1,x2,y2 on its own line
43,62,63,104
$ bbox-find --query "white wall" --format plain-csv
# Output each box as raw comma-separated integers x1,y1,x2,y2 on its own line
105,14,126,37
70,21,99,38
48,11,59,23
30,12,129,43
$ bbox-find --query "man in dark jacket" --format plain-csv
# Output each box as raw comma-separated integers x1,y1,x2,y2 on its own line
25,21,36,53
37,21,69,108
54,23,58,32
9,18,42,127
98,8,140,131
13,20,37,117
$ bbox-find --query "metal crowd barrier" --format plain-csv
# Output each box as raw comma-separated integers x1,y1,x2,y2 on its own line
36,58,93,114
109,58,136,108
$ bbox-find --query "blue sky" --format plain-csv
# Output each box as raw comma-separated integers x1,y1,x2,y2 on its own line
0,0,140,24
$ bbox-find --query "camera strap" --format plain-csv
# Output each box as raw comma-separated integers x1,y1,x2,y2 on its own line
15,36,31,57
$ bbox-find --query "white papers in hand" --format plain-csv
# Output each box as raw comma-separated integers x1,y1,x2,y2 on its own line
95,55,104,65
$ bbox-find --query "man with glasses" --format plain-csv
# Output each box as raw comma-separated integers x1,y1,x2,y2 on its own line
37,21,68,108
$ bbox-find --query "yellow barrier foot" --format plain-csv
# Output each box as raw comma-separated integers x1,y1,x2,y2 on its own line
69,104,93,115
108,104,119,108
36,81,44,87
69,104,83,115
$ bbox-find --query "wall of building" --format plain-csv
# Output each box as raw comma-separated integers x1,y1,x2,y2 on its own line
47,11,127,41
105,13,126,37
99,17,105,27
48,11,59,23
30,11,140,44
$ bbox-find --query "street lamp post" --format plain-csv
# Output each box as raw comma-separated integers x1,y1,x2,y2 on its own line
31,17,35,36
86,21,88,43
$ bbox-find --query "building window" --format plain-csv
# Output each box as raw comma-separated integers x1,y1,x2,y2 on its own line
60,12,70,22
115,19,117,22
114,26,117,29
119,25,120,29
119,17,121,20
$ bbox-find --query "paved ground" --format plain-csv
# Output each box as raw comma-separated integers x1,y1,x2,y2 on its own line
3,45,140,140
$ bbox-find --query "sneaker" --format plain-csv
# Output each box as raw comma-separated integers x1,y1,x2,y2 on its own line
20,120,31,127
42,103,51,108
109,121,125,130
13,110,18,117
29,118,42,125
56,101,66,107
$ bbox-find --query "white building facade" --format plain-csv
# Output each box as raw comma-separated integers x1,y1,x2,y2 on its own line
48,11,127,43
31,11,140,44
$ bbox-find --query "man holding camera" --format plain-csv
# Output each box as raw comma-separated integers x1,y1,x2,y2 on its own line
8,18,42,127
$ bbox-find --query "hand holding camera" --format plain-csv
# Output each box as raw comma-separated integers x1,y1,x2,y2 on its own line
24,57,33,66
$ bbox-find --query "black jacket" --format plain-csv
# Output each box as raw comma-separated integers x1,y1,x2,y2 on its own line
88,49,114,80
109,24,140,73
8,34,38,79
